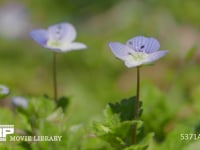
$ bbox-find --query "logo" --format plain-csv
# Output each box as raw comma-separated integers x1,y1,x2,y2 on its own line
0,124,62,142
0,125,14,141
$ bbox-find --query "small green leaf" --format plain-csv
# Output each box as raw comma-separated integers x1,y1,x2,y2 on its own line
93,122,112,134
109,96,142,121
56,96,70,112
46,107,64,122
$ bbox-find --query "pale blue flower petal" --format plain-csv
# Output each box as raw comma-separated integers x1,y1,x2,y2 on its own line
124,55,143,68
0,84,9,99
125,62,142,68
30,22,87,52
47,23,76,43
62,42,87,52
126,36,160,53
109,42,132,60
145,37,161,53
143,50,168,64
0,84,9,95
109,36,168,68
12,96,28,109
126,36,147,52
30,29,48,47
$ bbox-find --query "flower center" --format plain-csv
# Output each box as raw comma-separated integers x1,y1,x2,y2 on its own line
129,52,147,61
47,26,64,48
49,41,61,47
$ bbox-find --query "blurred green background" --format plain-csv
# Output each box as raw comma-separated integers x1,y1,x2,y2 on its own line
0,0,200,149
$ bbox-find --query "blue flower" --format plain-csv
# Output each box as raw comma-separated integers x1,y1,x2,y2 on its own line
0,84,10,98
11,96,28,109
109,36,168,68
30,22,87,52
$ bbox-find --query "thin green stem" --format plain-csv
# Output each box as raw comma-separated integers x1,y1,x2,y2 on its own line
53,52,57,102
132,66,140,144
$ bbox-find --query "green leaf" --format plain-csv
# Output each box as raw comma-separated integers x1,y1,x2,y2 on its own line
93,96,146,149
109,96,142,121
94,120,139,149
56,96,70,112
141,85,174,142
46,107,64,123
124,133,154,150
15,96,56,135
158,124,194,150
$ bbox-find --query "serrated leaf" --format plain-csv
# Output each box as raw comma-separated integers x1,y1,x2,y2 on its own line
103,105,121,126
109,96,142,121
93,96,145,149
93,122,112,134
95,121,136,149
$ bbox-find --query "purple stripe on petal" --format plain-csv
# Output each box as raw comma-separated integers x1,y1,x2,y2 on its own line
126,36,148,52
109,42,132,60
30,29,48,47
144,50,168,64
145,38,160,53
137,36,143,52
126,36,160,53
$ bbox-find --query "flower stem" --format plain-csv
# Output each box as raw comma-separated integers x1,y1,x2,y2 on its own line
53,52,58,102
132,66,140,144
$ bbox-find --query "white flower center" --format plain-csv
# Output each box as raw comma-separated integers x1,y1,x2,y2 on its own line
129,52,148,61
47,25,65,48
48,40,62,47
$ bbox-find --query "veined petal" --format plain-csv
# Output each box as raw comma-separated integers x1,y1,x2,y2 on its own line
109,42,132,60
30,22,88,53
143,50,168,64
145,37,161,53
47,23,76,43
126,36,160,53
126,36,147,52
30,29,48,47
61,42,87,52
